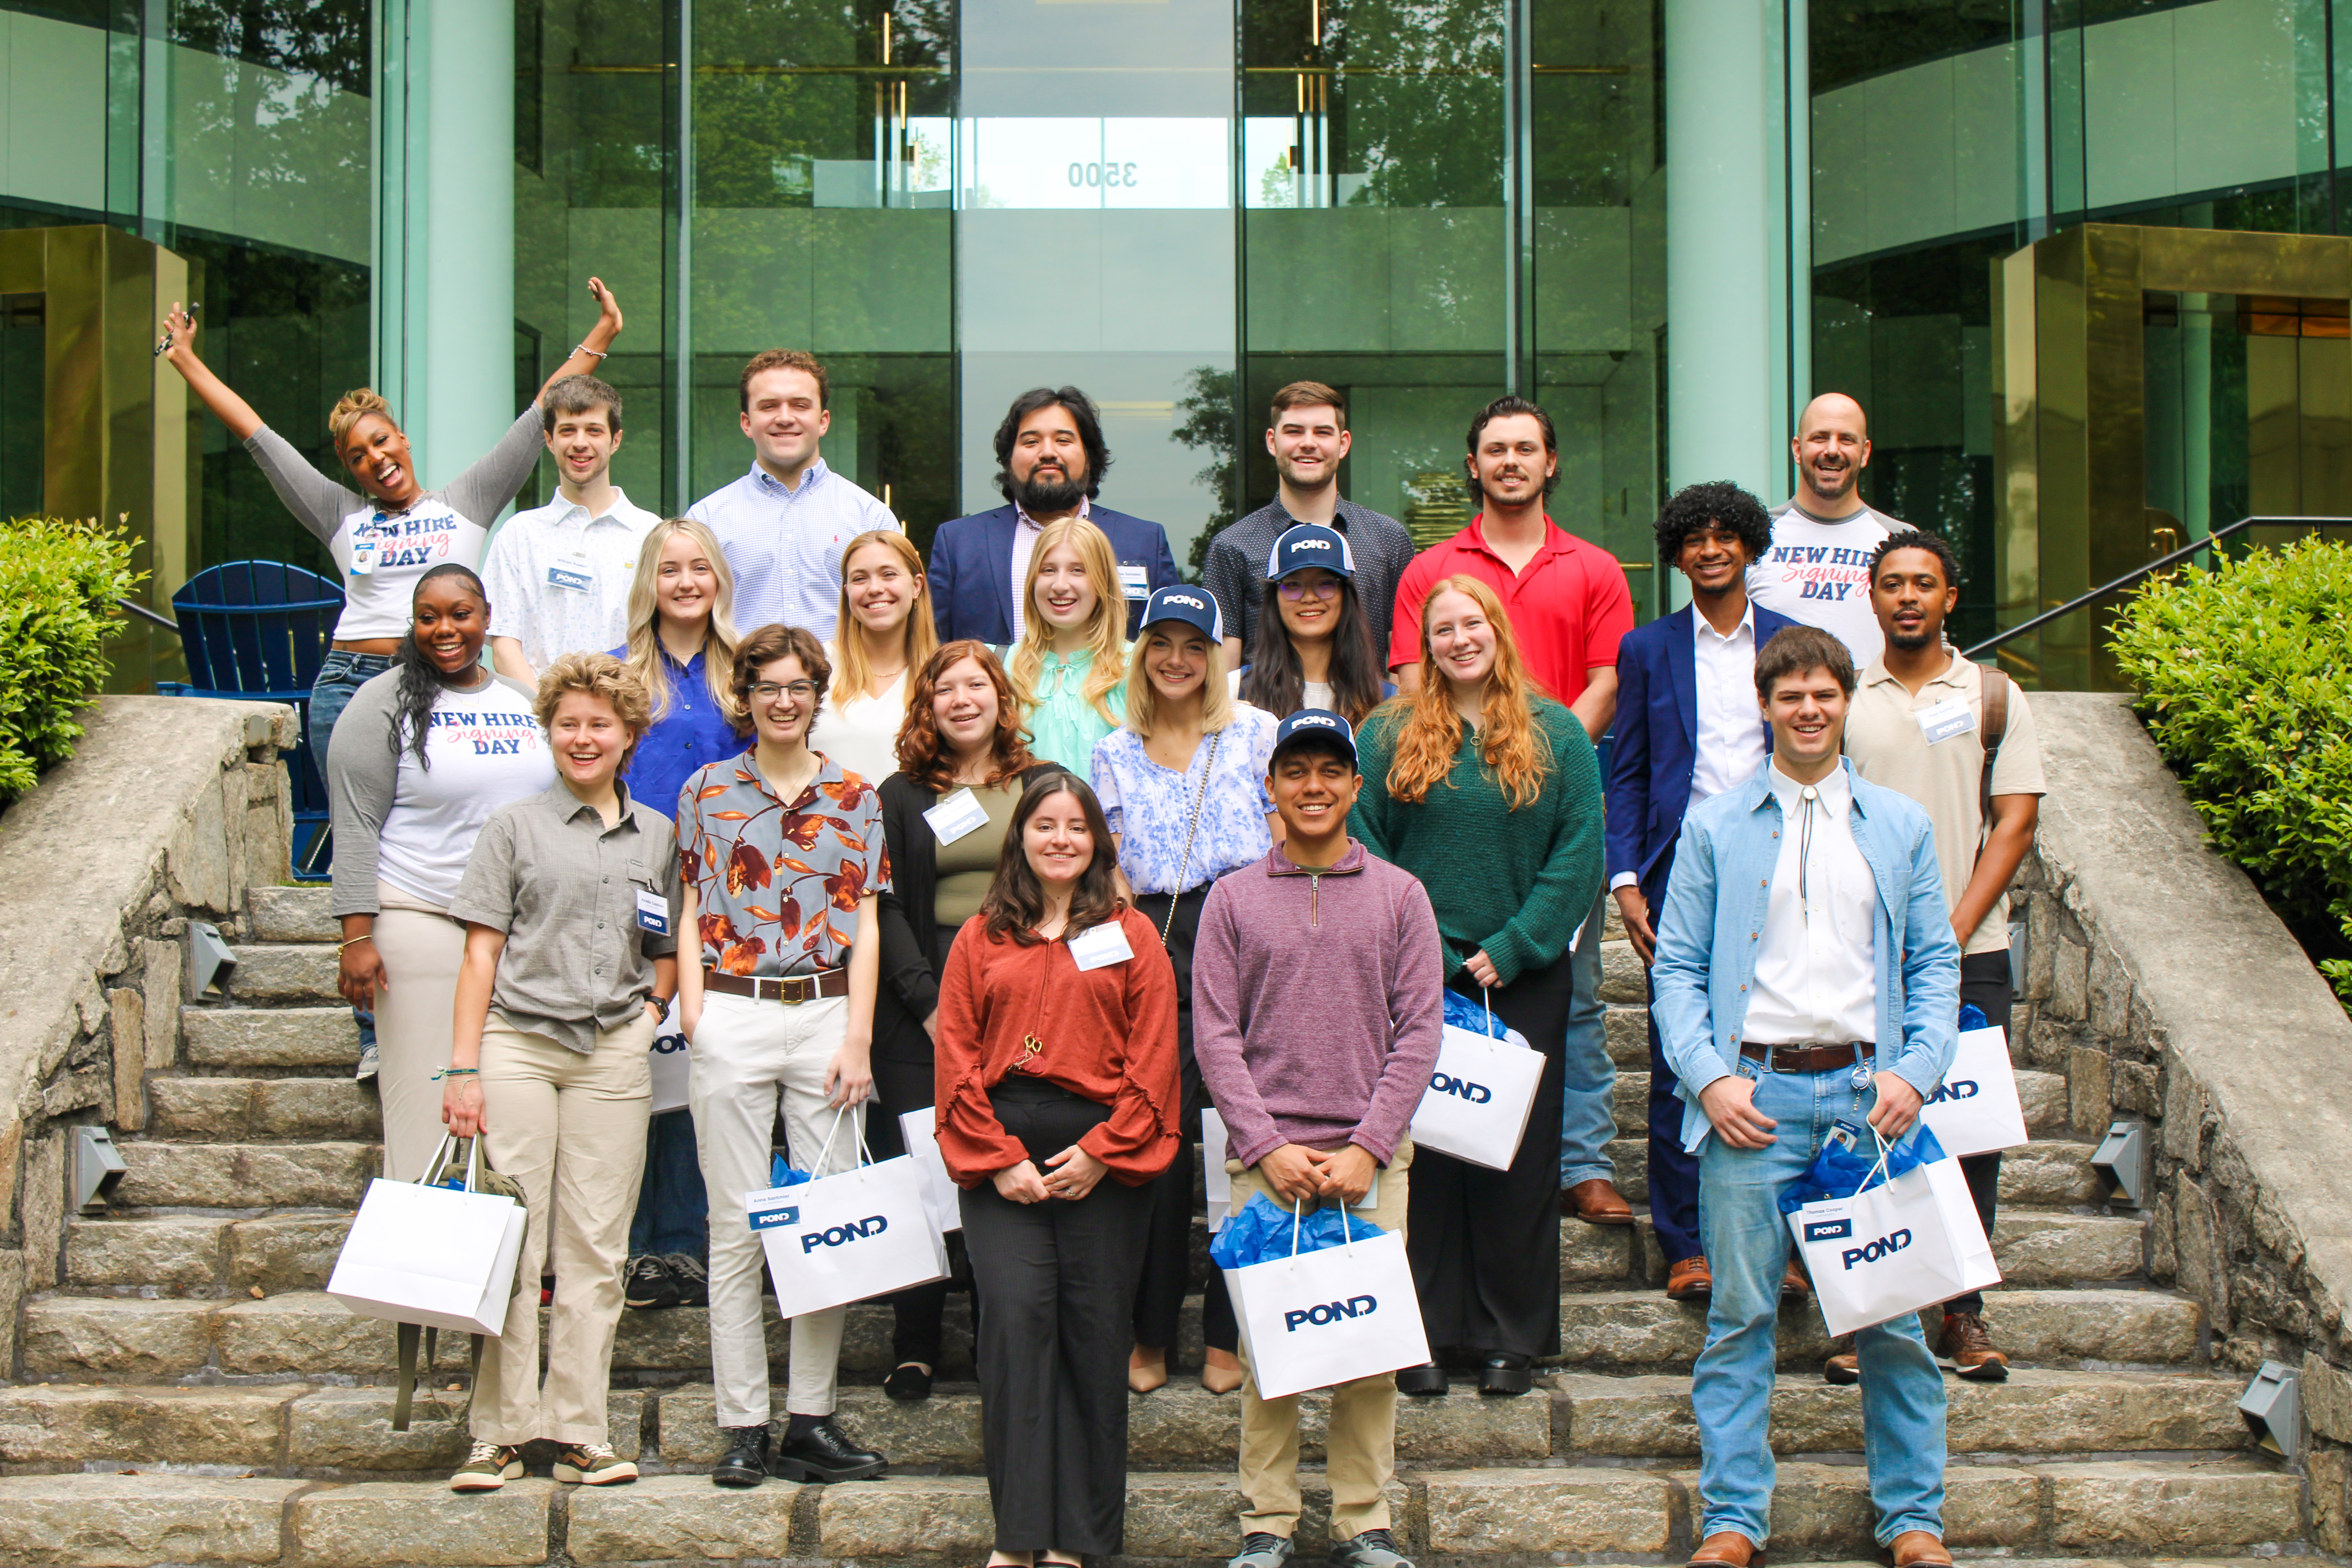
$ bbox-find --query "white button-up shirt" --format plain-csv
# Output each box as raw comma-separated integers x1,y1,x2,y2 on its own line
1743,760,1878,1047
483,488,662,671
1008,495,1091,642
689,457,898,640
1691,606,1768,809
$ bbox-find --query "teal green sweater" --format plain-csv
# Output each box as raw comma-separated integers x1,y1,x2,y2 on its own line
1350,697,1603,989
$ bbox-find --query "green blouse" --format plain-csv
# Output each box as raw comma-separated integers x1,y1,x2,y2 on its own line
1002,643,1129,786
1350,697,1604,989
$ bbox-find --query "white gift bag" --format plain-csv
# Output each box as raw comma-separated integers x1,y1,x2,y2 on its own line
327,1136,528,1337
1788,1138,2001,1338
649,997,692,1115
1202,1109,1232,1233
1409,991,1544,1171
1223,1203,1431,1400
750,1108,949,1319
1918,1024,2028,1158
898,1107,963,1236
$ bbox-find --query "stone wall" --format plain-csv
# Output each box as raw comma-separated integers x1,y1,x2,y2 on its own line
2013,693,2352,1552
0,695,296,1376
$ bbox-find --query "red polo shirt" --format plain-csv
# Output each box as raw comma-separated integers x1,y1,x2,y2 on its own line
1388,516,1635,705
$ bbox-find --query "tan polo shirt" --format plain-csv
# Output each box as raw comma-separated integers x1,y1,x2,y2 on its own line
1844,653,2047,956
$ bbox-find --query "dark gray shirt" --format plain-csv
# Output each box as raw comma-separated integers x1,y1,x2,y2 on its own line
1201,495,1416,667
449,784,684,1055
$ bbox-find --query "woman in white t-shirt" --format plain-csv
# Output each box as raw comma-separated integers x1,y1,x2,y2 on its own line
816,529,938,785
328,565,556,1181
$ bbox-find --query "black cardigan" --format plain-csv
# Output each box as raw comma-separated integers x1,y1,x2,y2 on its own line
874,764,1057,1065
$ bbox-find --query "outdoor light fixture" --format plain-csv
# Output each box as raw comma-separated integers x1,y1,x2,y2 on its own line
2239,1361,2301,1460
72,1124,128,1213
187,920,237,997
2091,1120,2149,1207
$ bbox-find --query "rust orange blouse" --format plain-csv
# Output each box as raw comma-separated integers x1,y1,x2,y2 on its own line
933,905,1181,1188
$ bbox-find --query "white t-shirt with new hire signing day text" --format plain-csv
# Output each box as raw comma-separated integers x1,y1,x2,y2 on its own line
1749,501,1898,669
376,682,557,907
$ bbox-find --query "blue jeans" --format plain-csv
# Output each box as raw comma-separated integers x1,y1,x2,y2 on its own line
1558,889,1616,1188
1693,1054,1946,1547
310,651,393,1054
629,1109,709,1258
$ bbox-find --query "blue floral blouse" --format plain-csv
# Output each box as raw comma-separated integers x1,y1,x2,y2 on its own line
1091,706,1279,895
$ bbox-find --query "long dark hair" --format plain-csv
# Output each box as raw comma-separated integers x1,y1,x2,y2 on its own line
979,771,1124,947
390,563,490,769
1242,574,1387,724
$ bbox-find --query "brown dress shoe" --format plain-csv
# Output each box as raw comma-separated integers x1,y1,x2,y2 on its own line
1938,1310,2009,1381
1780,1257,1810,1302
1563,1178,1634,1225
1823,1349,1860,1385
1886,1529,1952,1566
1666,1256,1713,1301
1688,1529,1763,1566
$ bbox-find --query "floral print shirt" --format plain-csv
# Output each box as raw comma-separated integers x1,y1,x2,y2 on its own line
677,749,891,976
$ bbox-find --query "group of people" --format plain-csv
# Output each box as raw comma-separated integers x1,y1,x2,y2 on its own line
159,275,2042,1568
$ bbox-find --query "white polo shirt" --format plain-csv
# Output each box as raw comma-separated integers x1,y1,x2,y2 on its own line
483,489,663,671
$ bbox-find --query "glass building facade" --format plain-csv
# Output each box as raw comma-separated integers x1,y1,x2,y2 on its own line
2,0,2348,653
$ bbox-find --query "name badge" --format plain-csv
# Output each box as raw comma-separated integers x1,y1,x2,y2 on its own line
547,558,595,592
745,1188,802,1233
348,537,377,576
635,887,670,935
1915,697,1977,746
923,787,990,846
1118,562,1151,601
1067,920,1134,971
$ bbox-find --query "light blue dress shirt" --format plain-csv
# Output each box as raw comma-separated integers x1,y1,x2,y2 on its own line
687,456,898,640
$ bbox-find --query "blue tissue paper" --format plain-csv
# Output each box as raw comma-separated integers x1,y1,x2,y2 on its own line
1209,1191,1389,1270
1776,1122,1948,1216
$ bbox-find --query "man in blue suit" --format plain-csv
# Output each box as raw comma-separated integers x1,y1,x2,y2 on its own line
927,387,1180,644
1606,482,1796,1302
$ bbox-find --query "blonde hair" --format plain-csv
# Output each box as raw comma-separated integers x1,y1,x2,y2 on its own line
1123,622,1236,739
622,517,745,726
831,530,939,712
1377,575,1553,810
1008,515,1127,726
328,388,396,446
535,652,654,769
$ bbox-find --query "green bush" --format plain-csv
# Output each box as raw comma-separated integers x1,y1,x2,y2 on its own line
2110,536,2352,1009
0,516,142,804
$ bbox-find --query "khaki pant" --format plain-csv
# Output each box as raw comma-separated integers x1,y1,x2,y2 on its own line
1231,1137,1414,1542
471,1011,654,1447
370,883,466,1184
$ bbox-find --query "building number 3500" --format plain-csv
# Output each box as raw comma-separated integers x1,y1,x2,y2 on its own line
1069,161,1141,188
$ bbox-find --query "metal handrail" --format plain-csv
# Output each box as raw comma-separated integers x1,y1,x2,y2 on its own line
1959,515,2352,661
114,597,180,633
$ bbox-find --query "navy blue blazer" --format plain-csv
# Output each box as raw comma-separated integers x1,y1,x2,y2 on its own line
1605,602,1799,902
927,503,1180,645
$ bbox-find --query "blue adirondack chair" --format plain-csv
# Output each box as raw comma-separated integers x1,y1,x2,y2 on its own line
158,561,345,880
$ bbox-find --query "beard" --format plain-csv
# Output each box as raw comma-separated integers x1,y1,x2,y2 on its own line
1015,465,1086,514
1808,461,1857,502
1887,620,1939,653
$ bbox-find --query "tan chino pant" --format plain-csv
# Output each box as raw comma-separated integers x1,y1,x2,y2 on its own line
370,882,466,1184
1230,1137,1414,1542
471,1011,654,1447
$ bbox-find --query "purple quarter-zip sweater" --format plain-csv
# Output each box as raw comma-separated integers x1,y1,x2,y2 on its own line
1192,839,1446,1168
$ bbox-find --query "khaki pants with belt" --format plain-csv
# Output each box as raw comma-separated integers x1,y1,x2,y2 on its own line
1230,1137,1414,1542
472,1011,654,1447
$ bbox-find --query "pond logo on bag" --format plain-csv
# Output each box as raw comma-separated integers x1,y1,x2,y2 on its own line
652,1030,688,1057
802,1215,890,1253
1922,1079,1980,1104
1429,1071,1492,1104
1840,1227,1913,1270
1284,1294,1378,1332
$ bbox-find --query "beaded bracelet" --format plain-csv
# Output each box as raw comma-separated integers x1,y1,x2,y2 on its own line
573,342,608,360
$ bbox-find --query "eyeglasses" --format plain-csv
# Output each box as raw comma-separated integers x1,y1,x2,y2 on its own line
1277,578,1342,601
751,681,818,703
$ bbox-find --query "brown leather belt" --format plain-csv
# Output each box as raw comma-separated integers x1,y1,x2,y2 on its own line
702,967,849,1005
1741,1041,1873,1074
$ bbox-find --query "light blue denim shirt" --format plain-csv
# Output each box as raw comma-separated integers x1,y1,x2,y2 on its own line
1649,756,1960,1154
686,457,898,639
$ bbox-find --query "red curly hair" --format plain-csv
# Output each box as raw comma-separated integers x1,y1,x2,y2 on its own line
895,640,1038,792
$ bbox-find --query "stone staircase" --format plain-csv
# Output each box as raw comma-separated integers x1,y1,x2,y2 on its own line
0,886,2308,1565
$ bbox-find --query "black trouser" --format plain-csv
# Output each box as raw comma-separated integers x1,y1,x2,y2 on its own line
1128,887,1239,1357
960,1077,1153,1556
1948,949,2015,1316
869,1052,969,1369
1637,858,1704,1266
1406,947,1574,1358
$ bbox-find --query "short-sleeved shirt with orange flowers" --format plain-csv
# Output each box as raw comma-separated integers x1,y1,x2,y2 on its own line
676,749,891,977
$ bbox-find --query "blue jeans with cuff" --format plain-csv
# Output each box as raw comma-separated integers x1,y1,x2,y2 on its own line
1693,1052,1946,1548
1557,889,1617,1190
309,650,393,1054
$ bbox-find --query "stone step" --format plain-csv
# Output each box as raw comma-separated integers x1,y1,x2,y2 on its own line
249,883,338,943
146,1075,379,1140
218,940,343,1004
1994,1210,2145,1285
66,1213,355,1295
182,1004,360,1069
111,1139,377,1210
5,1457,2276,1567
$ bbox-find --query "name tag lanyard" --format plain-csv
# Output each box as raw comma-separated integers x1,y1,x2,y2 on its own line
1795,782,1873,1094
